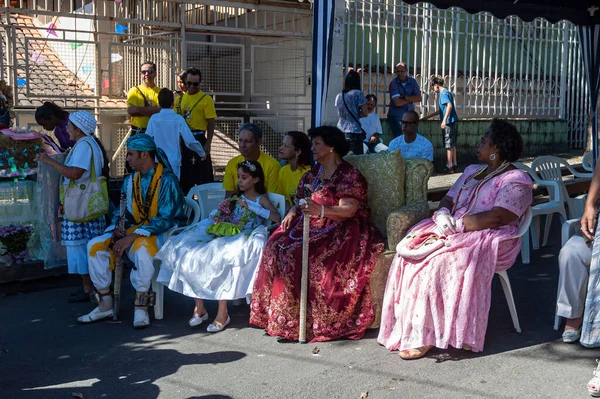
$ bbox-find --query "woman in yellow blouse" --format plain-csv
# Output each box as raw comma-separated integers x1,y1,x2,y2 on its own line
277,131,311,207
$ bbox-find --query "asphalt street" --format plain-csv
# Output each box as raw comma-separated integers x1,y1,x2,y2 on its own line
0,216,597,399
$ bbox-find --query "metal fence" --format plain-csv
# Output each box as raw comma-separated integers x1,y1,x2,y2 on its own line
1,1,313,178
345,0,592,148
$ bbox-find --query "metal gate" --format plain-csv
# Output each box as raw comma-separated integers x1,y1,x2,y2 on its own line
345,0,592,148
0,0,313,177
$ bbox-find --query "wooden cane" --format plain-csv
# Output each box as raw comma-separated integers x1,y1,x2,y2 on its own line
112,192,127,320
299,205,310,343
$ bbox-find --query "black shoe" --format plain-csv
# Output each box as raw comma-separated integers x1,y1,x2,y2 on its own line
69,289,92,303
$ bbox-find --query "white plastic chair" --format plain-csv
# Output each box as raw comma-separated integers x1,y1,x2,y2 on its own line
494,206,533,334
531,155,591,219
187,183,225,220
265,192,286,228
553,217,583,330
582,151,594,173
514,162,567,252
152,196,200,320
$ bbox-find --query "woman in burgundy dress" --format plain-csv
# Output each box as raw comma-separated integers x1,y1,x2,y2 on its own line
250,126,384,342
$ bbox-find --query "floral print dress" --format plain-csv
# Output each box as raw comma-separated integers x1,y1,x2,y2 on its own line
250,161,385,342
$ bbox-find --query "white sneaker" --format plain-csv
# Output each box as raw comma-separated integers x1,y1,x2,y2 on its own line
133,308,150,329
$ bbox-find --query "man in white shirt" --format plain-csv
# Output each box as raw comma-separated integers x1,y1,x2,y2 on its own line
145,88,206,180
387,110,434,161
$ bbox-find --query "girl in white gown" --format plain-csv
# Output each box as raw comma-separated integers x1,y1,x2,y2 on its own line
156,160,281,332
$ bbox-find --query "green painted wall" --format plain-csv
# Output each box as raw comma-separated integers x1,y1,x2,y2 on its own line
379,119,568,171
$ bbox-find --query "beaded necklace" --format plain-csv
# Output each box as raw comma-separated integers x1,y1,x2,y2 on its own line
133,170,162,224
278,165,340,250
311,166,325,193
451,161,510,216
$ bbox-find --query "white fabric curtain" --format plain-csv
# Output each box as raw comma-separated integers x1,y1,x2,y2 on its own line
311,0,335,128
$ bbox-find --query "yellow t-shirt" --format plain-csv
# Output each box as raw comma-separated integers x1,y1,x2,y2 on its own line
126,85,161,128
175,90,217,131
277,164,310,204
222,152,281,194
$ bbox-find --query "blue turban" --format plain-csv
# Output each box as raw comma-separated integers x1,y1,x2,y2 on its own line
127,134,173,174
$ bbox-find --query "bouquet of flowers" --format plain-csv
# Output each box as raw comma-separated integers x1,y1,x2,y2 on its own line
206,196,252,237
0,224,33,264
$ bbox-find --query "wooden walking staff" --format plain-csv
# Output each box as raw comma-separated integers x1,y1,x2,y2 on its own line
112,192,127,320
298,198,310,343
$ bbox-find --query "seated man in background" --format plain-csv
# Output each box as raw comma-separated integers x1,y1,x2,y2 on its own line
78,134,185,329
387,110,433,161
223,123,280,198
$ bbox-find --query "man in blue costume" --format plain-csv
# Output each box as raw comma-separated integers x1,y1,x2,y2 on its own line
78,134,185,328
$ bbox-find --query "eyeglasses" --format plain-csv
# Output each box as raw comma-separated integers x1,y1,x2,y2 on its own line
140,69,154,75
186,81,200,87
401,121,417,125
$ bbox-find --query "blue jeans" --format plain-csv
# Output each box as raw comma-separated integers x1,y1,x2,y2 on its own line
345,133,366,155
387,115,403,137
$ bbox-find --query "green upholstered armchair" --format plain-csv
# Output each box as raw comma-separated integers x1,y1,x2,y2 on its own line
346,151,433,327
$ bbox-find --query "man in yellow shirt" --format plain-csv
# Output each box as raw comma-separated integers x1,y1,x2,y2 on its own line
175,67,217,193
125,61,161,173
223,123,280,198
277,131,311,206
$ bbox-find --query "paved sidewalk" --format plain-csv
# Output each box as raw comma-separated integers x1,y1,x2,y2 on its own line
428,152,586,191
0,225,596,399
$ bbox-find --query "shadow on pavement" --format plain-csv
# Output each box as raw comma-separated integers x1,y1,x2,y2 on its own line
0,281,246,399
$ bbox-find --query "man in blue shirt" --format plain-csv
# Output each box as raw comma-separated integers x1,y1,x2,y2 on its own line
387,62,422,138
387,110,433,161
431,76,459,174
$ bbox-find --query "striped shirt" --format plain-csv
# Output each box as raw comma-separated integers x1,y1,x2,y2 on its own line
387,133,434,161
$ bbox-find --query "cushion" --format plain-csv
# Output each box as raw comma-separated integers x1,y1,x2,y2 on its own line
345,151,405,237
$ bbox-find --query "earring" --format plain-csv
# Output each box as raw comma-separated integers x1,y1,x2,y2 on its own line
489,153,496,161
329,148,333,153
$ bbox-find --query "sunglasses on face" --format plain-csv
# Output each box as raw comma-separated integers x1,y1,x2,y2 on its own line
186,81,200,87
141,69,154,75
401,121,417,125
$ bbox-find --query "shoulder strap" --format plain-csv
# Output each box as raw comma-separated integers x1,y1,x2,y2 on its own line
135,86,148,103
67,139,98,187
174,95,183,115
342,93,366,135
187,93,207,115
84,140,98,183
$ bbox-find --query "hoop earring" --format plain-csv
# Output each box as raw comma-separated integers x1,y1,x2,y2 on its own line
489,153,496,161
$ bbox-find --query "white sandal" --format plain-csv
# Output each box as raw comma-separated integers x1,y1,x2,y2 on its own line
588,360,600,397
78,306,113,323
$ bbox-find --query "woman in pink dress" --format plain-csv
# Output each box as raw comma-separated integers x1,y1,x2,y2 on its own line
378,119,533,359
